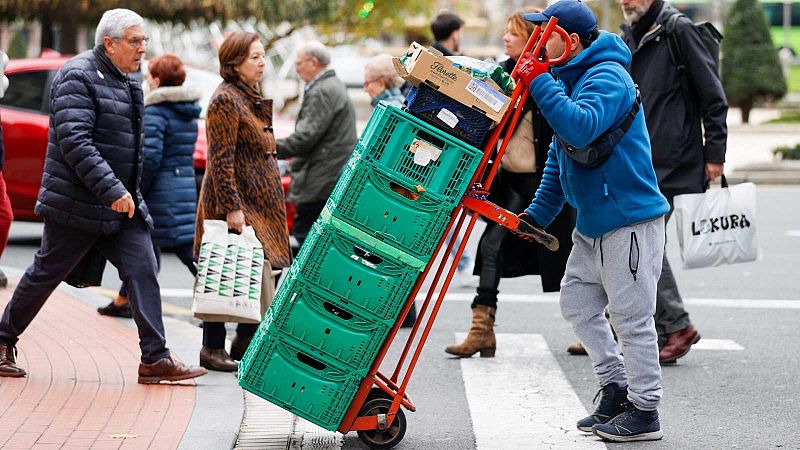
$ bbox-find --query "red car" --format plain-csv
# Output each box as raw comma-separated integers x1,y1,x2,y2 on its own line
0,54,294,232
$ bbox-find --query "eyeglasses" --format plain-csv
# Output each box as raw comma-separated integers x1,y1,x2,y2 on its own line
115,36,150,48
363,78,381,86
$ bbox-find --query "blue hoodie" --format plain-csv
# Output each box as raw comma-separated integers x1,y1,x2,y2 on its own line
524,31,668,238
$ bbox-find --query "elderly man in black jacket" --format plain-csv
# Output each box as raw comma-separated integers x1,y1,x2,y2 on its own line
0,9,206,383
620,0,728,363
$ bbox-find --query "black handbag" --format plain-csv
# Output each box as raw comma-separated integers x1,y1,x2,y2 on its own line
65,246,107,288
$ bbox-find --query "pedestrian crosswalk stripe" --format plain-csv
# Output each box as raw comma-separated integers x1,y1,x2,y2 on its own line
691,339,744,351
427,292,800,309
456,333,602,449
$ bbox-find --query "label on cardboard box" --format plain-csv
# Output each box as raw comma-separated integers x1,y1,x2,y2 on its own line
466,79,507,113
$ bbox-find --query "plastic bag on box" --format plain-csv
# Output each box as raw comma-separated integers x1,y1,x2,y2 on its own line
447,56,516,95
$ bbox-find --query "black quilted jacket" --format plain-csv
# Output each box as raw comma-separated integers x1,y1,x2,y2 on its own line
35,46,152,234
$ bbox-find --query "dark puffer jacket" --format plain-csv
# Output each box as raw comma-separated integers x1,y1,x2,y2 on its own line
35,46,152,234
140,86,201,247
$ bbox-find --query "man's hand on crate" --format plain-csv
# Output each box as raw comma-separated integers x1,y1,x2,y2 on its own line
516,50,550,88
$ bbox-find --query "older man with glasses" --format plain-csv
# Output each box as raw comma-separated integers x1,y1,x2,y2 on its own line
0,8,207,384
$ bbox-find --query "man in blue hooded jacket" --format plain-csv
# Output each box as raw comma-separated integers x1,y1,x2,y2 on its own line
515,0,669,442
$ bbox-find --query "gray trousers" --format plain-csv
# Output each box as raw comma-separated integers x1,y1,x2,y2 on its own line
560,216,665,411
656,200,691,337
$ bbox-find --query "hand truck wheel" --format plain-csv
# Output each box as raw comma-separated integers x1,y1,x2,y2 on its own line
356,397,407,449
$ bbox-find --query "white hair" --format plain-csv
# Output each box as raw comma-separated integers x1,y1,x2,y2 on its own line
365,54,404,89
300,41,331,67
94,9,145,47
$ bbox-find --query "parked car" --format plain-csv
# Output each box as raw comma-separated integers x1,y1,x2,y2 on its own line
0,53,294,233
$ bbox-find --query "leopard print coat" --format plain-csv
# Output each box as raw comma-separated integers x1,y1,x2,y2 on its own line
195,80,291,268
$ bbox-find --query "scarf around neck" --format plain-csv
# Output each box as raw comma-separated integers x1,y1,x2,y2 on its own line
631,0,664,47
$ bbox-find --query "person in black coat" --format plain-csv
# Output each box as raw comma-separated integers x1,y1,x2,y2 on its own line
0,9,206,383
445,10,575,358
97,54,202,318
619,0,727,363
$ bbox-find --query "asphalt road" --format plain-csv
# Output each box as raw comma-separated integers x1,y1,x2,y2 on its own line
3,186,799,449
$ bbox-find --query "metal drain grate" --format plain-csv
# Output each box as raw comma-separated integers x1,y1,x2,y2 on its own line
235,391,342,450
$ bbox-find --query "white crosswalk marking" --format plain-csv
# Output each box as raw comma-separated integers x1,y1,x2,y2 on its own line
457,333,603,449
692,339,745,351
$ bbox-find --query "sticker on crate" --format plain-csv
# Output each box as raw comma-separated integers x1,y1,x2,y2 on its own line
436,108,459,129
408,138,442,167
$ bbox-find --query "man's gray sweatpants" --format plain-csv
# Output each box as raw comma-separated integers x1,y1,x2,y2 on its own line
560,216,665,411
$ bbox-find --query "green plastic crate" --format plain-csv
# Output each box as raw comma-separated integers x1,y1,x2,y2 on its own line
356,103,482,203
238,329,365,431
293,214,423,321
265,272,393,370
325,160,456,261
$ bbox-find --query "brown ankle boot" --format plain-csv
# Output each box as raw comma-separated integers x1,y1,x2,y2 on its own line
200,347,238,372
0,342,26,377
445,305,496,358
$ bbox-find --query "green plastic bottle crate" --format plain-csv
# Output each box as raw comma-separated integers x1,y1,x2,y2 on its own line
355,103,482,204
325,159,457,261
293,212,424,321
263,271,394,370
238,329,365,431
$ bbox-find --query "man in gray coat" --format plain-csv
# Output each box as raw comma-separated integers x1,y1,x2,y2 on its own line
620,0,728,363
277,41,357,245
0,9,206,383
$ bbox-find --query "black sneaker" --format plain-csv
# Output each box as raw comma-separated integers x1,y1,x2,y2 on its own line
97,301,133,318
576,382,628,432
593,403,663,442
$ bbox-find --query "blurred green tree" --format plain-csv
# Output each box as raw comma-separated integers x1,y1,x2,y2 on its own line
0,0,432,54
722,0,787,123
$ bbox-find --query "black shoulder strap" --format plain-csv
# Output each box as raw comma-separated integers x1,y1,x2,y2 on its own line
664,13,693,98
665,13,685,73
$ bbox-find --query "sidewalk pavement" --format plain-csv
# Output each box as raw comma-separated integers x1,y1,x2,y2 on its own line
726,107,800,184
0,268,340,450
0,269,245,450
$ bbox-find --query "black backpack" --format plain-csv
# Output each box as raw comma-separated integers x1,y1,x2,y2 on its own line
664,12,723,94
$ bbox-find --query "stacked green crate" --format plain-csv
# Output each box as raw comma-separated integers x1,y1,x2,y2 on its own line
328,103,482,261
239,102,482,431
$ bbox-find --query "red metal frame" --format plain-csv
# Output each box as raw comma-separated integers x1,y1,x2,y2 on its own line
339,18,570,435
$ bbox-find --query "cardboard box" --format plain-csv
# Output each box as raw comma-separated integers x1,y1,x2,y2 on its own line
393,42,511,123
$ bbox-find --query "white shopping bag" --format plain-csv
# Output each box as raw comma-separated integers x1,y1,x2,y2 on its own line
673,177,760,269
192,220,265,322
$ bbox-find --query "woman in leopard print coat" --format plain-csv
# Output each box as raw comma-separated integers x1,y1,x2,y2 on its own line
195,32,291,371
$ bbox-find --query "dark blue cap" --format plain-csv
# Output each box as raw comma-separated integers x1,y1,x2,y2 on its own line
523,0,599,41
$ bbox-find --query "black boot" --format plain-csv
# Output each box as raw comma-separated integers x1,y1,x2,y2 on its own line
576,382,628,432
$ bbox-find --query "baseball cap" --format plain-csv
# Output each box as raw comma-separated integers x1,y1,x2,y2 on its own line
523,0,599,42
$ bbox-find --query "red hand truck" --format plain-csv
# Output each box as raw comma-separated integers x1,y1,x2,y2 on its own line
339,18,571,448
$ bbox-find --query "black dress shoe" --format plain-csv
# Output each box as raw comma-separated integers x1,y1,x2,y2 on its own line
0,342,26,377
229,334,252,361
199,347,238,372
97,301,133,318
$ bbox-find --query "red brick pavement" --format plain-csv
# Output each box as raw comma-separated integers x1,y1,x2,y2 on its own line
0,280,197,449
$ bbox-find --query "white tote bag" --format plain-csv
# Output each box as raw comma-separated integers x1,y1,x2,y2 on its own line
192,220,265,322
673,176,760,269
